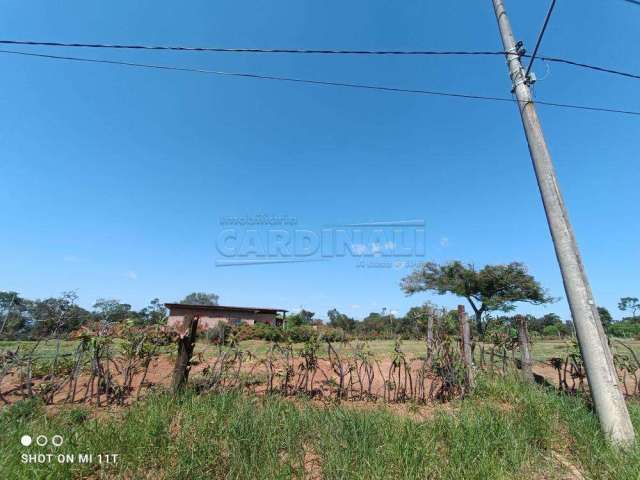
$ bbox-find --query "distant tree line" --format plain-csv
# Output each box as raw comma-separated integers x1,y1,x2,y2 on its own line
2,268,639,342
0,291,220,340
279,261,639,341
277,306,574,341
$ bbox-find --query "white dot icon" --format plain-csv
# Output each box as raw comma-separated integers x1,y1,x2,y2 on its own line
20,435,32,446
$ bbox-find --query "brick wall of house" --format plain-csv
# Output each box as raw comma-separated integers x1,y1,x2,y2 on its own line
167,308,278,332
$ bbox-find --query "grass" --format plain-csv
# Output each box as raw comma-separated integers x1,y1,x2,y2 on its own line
0,339,79,359
1,375,640,479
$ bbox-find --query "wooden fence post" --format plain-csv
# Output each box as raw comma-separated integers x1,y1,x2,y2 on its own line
458,305,475,391
426,313,434,367
516,315,534,383
172,315,200,393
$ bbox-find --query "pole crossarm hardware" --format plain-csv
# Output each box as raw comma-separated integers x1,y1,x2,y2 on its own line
491,0,635,447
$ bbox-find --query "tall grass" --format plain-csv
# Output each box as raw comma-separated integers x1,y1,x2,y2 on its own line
1,374,639,479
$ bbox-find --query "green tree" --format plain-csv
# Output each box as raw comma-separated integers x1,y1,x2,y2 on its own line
180,292,219,306
401,261,553,334
285,309,315,329
403,303,441,337
542,323,569,338
327,308,356,331
540,313,561,327
618,297,639,321
139,298,168,325
29,291,89,337
93,298,132,324
360,312,383,333
0,291,29,339
597,306,613,332
357,310,396,336
524,313,564,335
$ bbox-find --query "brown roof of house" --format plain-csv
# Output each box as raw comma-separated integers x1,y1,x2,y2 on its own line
164,303,287,314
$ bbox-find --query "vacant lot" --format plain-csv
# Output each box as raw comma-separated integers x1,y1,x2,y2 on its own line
4,338,637,363
196,338,640,363
2,336,639,411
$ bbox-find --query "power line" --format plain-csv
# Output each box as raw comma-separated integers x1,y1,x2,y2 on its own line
525,0,557,79
1,39,639,81
0,40,507,56
532,55,640,80
0,48,638,116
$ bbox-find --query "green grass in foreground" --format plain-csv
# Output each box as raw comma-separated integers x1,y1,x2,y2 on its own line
1,375,640,479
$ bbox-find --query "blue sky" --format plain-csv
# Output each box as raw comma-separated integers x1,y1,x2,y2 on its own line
1,0,638,320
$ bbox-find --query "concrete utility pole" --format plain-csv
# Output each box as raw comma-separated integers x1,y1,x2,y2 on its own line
490,0,635,446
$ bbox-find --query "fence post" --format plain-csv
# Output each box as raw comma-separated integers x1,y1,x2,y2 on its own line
516,315,534,383
426,312,434,367
172,315,199,393
458,305,475,391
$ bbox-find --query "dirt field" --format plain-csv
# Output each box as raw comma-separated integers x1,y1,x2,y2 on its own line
3,337,638,411
3,338,639,361
192,338,640,361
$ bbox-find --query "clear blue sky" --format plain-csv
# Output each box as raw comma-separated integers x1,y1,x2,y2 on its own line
1,0,638,320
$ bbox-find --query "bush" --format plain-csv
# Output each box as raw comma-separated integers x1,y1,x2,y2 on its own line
202,323,233,345
61,406,91,425
31,356,75,377
233,324,258,342
541,324,569,338
0,397,43,421
234,323,285,342
352,329,397,341
318,326,347,342
285,326,315,343
199,322,334,343
608,320,640,338
257,323,285,342
542,325,560,337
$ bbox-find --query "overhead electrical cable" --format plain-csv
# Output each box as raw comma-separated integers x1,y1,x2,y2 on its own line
0,39,638,81
0,40,507,56
0,48,638,116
